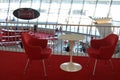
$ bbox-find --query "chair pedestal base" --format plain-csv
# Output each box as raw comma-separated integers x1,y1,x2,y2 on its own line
60,62,82,72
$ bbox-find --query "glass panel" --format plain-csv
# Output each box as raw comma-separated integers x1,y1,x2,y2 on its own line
0,0,119,24
94,0,111,17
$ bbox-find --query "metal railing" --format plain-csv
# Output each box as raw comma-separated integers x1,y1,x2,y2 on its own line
0,21,120,58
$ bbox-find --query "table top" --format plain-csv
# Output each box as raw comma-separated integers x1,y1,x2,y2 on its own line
59,34,84,41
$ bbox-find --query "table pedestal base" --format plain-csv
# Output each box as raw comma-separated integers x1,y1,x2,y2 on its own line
60,62,82,72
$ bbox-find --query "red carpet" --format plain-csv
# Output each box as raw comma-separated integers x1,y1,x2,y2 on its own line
0,51,120,80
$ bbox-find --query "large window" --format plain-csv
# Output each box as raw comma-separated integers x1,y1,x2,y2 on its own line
0,0,120,24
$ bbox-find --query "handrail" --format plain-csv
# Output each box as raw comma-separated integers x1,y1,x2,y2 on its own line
0,21,120,58
0,21,120,27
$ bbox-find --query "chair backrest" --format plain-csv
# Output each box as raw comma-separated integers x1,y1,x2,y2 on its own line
88,33,119,59
21,33,41,55
21,33,35,54
21,33,51,60
104,33,118,50
100,33,118,59
104,33,118,45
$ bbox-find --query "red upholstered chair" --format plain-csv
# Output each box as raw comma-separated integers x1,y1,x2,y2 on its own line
21,33,52,76
86,33,118,76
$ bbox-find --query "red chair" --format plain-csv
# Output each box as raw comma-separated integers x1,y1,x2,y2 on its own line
21,33,52,76
86,33,118,76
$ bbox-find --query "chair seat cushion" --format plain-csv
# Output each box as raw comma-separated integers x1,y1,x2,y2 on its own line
41,47,52,58
87,47,112,59
87,47,99,58
29,47,52,60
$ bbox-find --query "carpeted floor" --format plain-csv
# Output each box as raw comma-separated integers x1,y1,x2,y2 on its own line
0,50,120,80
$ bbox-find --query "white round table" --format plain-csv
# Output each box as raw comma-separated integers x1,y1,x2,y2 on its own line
59,34,85,72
